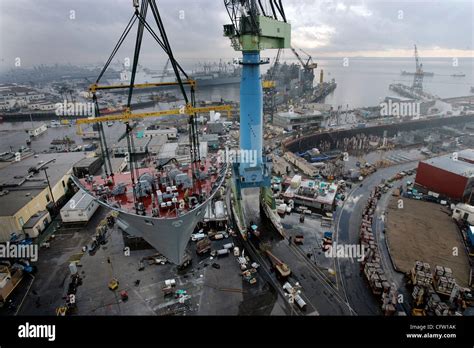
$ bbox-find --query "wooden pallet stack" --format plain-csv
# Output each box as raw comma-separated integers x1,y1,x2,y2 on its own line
426,293,450,316
410,261,434,287
408,261,463,316
359,186,401,314
433,265,456,296
382,284,398,315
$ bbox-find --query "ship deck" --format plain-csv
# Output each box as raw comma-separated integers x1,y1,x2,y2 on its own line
77,157,226,219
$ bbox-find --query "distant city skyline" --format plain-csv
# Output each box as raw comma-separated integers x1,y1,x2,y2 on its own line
0,0,472,72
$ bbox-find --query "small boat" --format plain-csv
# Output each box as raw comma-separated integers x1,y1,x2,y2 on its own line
451,73,465,77
51,137,75,145
401,70,434,76
28,124,47,138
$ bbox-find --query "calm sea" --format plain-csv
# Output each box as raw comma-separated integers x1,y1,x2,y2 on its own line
1,57,472,153
195,57,474,108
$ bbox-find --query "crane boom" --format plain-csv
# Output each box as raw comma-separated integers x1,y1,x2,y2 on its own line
159,58,170,83
291,47,306,68
291,46,317,71
412,44,424,92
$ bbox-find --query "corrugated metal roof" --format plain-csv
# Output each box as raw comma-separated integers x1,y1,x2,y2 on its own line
422,150,474,177
61,190,94,211
458,148,474,163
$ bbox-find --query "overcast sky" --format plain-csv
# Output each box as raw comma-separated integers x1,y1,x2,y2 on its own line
0,0,472,71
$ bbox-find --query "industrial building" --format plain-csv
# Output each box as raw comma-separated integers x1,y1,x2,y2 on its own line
147,136,167,155
0,152,86,242
73,157,104,178
200,133,219,149
284,151,319,177
22,210,51,238
112,136,150,156
273,109,324,131
157,142,179,162
414,149,474,204
207,122,226,135
282,175,338,212
143,126,177,140
0,84,46,111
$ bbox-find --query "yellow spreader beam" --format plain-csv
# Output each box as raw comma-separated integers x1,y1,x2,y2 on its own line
75,104,233,134
88,79,197,93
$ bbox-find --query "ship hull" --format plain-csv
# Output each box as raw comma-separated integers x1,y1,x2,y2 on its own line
195,77,240,87
71,163,227,265
113,203,208,264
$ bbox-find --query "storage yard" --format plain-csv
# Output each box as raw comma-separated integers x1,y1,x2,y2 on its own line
14,205,280,316
385,197,470,287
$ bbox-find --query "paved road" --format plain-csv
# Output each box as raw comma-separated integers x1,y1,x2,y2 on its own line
230,161,421,315
372,177,413,314
335,162,419,315
240,188,353,315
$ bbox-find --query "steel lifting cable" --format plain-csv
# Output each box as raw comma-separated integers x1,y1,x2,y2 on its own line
136,5,201,173
90,11,138,181
100,121,113,177
145,0,201,185
134,11,188,80
92,94,109,177
125,0,150,209
96,14,138,84
127,0,148,108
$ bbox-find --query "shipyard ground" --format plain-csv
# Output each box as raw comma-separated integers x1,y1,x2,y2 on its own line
239,188,353,316
15,207,284,316
336,162,421,315
386,198,470,287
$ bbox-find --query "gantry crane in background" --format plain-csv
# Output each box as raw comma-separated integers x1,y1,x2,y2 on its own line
76,0,232,206
263,48,282,122
159,58,170,83
290,46,317,94
412,44,424,93
224,0,291,199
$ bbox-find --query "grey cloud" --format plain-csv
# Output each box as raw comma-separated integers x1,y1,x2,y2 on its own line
0,0,472,70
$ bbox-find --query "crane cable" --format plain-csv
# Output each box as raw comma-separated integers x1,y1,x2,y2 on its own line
90,0,205,210
126,0,149,210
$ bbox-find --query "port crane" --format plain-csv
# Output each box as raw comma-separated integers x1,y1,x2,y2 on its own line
159,58,170,83
76,0,232,210
290,46,317,94
263,48,282,122
412,44,424,93
224,0,291,198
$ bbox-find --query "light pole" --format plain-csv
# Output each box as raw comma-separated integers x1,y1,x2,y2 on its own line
41,167,56,207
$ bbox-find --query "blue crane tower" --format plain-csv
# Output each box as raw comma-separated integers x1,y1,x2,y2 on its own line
224,0,291,198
